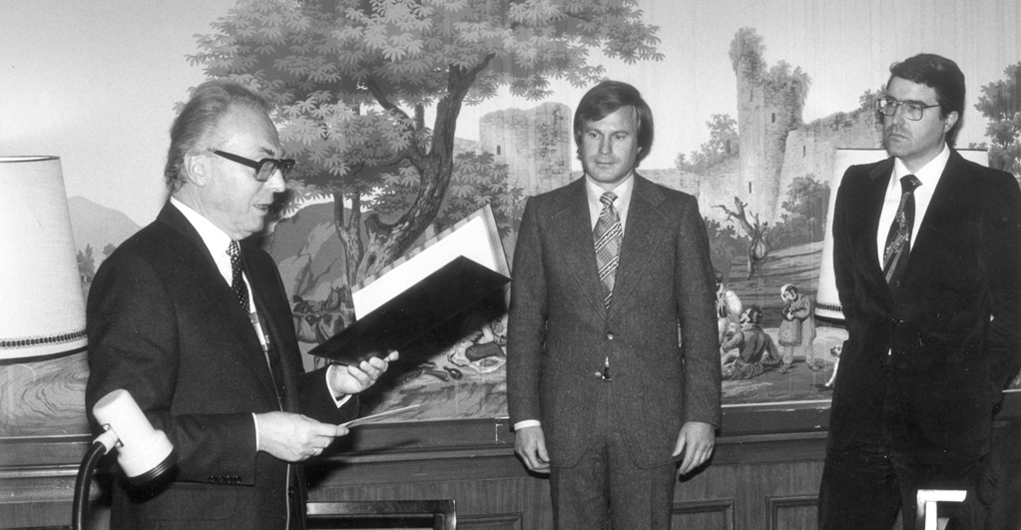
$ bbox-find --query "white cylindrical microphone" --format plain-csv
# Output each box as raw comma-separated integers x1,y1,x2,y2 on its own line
92,389,175,484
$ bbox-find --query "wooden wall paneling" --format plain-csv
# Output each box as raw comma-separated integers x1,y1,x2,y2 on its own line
671,498,736,529
0,467,77,529
767,494,820,530
23,398,1021,529
307,450,553,529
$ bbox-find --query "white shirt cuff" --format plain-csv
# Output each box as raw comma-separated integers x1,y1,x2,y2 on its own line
326,365,353,408
514,419,541,431
252,413,260,451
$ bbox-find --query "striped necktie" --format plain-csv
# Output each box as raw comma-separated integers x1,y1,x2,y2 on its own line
593,192,622,309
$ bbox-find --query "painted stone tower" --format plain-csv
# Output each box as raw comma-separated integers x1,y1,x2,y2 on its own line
479,102,572,196
731,29,808,223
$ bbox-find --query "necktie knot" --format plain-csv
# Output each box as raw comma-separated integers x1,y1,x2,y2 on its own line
600,192,617,209
227,240,240,259
901,174,921,193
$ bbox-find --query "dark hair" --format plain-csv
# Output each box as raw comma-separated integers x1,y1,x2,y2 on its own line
573,80,654,164
887,53,965,146
744,306,764,325
164,80,273,192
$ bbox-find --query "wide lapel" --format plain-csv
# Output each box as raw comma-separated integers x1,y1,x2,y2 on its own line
608,175,669,319
158,203,281,404
547,178,608,316
242,245,302,412
907,149,964,269
862,159,896,305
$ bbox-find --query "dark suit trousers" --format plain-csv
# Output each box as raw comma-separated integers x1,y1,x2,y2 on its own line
549,383,677,530
818,438,984,530
820,370,991,530
981,420,1021,529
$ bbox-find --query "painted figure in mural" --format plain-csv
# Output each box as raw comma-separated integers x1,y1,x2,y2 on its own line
507,80,721,529
446,312,507,374
819,54,1021,530
85,81,397,530
715,269,743,347
720,306,781,380
776,283,817,373
819,345,841,390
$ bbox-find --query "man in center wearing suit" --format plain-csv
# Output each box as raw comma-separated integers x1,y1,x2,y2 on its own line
507,80,722,529
819,53,1021,529
86,81,397,530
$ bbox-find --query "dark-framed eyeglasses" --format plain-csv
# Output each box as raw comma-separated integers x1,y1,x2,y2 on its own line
875,97,941,121
209,150,296,182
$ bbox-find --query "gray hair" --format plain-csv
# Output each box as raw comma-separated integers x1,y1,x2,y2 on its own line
163,80,272,192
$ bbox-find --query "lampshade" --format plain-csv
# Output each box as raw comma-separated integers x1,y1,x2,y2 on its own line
815,148,990,322
0,156,87,361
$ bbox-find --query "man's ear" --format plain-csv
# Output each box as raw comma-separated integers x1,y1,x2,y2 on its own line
943,110,959,134
184,152,208,186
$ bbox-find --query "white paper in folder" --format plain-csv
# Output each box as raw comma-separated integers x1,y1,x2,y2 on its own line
351,203,510,319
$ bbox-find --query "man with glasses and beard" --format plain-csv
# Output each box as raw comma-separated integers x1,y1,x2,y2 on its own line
86,81,397,530
819,54,1021,530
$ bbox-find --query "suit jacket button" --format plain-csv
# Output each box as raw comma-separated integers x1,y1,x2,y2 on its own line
606,331,614,340
594,371,603,378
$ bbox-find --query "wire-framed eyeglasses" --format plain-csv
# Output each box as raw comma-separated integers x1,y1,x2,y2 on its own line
209,150,296,182
875,97,941,122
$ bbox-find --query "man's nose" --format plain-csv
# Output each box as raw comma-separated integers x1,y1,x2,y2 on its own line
264,168,286,192
889,104,908,124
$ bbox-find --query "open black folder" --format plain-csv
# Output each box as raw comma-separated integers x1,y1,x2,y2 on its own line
310,205,510,364
309,256,509,364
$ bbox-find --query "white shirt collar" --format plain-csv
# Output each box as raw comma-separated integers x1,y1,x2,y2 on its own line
892,142,950,192
585,173,635,231
170,196,235,285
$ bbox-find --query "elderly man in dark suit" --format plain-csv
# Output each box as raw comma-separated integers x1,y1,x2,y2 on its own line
819,53,1021,530
86,81,397,530
507,80,721,529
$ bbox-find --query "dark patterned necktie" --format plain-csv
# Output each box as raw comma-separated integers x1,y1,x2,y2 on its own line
594,192,622,309
229,241,285,400
227,240,250,311
882,175,921,293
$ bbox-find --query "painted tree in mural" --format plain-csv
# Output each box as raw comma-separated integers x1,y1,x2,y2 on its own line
768,176,829,249
371,150,522,239
713,198,768,280
975,62,1021,178
188,0,663,299
676,113,739,173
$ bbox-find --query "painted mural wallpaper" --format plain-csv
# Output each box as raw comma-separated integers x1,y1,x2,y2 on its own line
10,0,1020,437
186,3,851,422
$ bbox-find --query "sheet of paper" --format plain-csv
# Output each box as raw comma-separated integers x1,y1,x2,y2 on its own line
352,204,509,317
340,404,420,428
